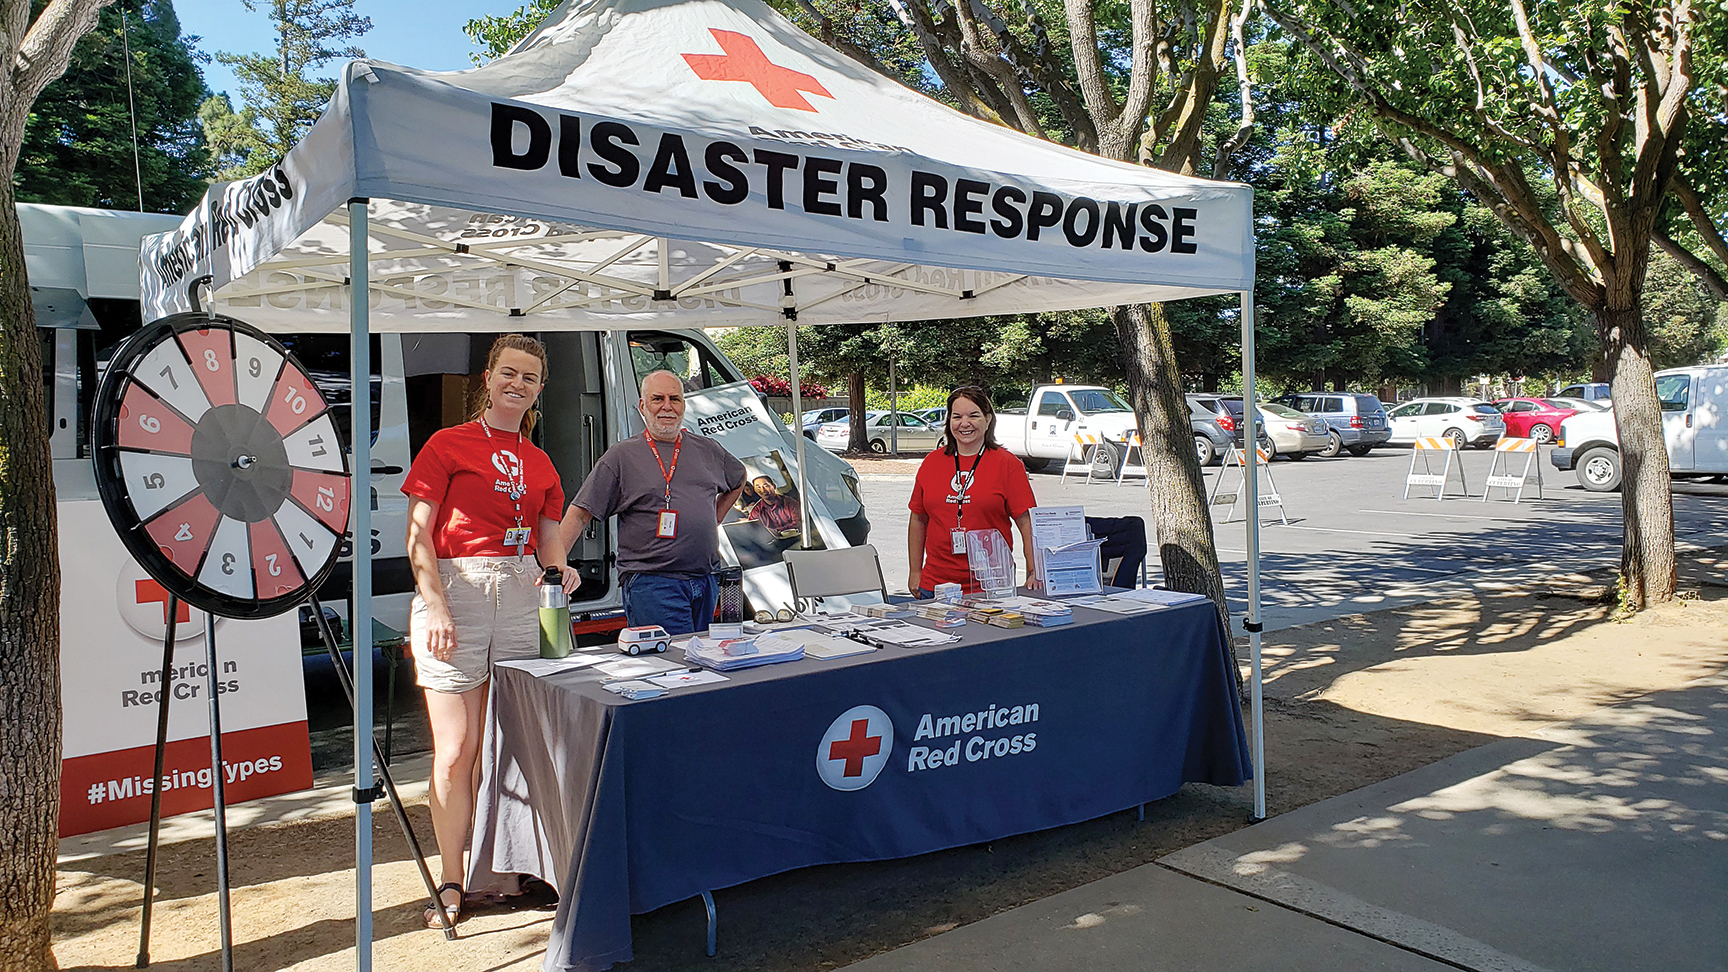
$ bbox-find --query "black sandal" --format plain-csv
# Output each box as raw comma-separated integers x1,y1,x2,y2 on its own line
424,882,462,928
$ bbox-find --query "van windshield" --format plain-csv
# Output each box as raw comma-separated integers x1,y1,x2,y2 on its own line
1069,389,1132,413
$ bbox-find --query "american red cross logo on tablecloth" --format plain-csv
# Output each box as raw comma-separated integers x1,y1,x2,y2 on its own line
681,29,834,112
828,719,882,777
816,705,893,790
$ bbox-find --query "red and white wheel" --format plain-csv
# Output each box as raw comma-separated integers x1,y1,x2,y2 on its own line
93,314,351,619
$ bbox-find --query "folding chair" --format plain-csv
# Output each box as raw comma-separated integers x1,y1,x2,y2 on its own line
1085,516,1150,588
783,544,889,612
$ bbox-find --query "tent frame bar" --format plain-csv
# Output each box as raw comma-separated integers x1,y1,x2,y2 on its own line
349,197,377,972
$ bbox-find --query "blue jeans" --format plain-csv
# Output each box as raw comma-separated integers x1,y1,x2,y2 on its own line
622,573,718,636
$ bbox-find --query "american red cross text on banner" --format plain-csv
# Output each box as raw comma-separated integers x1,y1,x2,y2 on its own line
57,499,313,837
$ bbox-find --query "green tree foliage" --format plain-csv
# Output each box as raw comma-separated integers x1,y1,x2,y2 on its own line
716,311,1126,406
1644,251,1728,369
197,91,262,180
1260,0,1717,608
213,0,370,174
463,0,562,64
1255,155,1454,388
1425,203,1595,387
15,0,211,212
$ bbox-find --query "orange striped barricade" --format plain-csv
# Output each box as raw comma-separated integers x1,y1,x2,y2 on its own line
1404,436,1469,500
1060,431,1106,484
1208,443,1287,524
1115,433,1148,487
1482,436,1544,502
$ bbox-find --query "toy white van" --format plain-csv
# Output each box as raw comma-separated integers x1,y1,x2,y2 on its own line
616,625,671,655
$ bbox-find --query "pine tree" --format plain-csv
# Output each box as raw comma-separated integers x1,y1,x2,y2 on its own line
15,0,211,213
214,0,370,174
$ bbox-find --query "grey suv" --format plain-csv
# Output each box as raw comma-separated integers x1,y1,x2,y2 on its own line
1273,393,1392,457
1187,395,1232,466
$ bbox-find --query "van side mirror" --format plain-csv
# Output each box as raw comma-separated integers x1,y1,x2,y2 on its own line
1056,407,1075,422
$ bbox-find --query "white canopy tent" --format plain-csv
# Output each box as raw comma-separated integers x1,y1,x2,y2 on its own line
141,0,1266,965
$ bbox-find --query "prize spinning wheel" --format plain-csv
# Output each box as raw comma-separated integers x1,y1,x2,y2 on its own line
92,313,352,619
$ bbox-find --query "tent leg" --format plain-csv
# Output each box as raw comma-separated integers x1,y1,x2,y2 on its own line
204,614,234,972
349,197,376,972
889,358,897,455
1240,290,1266,823
306,598,454,940
781,264,809,548
136,595,179,968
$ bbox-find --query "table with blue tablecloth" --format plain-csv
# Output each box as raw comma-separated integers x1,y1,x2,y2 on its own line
468,598,1250,972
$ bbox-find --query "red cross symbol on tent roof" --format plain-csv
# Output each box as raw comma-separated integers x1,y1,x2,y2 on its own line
827,718,883,777
681,28,834,112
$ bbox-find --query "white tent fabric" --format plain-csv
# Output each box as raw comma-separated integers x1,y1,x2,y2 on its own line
136,2,1265,967
141,0,1250,328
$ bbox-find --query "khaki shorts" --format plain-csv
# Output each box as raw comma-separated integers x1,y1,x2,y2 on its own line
410,557,540,694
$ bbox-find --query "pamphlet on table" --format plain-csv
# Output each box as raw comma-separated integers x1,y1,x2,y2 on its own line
1029,505,1104,596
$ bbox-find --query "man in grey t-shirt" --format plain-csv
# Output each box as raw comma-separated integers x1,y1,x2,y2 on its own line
563,370,746,634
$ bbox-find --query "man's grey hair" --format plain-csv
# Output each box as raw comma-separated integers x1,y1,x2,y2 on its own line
639,369,684,398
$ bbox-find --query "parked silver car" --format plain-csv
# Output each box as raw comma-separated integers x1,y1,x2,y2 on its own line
1208,398,1332,459
1273,392,1394,457
816,411,943,453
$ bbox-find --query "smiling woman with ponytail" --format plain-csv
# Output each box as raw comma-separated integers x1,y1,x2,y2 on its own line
400,333,574,927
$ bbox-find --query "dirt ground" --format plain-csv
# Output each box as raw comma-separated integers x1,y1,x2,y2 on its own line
52,550,1728,972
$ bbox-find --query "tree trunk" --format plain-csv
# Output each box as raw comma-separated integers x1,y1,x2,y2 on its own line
0,176,64,972
1600,304,1677,609
846,372,867,452
1111,303,1236,673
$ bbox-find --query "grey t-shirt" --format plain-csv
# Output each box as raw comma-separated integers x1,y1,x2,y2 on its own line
572,432,746,577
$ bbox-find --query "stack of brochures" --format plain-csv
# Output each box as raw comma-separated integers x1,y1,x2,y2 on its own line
683,634,804,671
965,595,1074,627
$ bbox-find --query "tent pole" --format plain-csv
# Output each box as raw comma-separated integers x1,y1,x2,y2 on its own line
781,265,809,548
787,322,808,547
1240,290,1265,822
889,359,898,455
349,197,376,971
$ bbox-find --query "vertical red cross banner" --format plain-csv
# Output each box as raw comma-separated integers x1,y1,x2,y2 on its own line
57,499,314,838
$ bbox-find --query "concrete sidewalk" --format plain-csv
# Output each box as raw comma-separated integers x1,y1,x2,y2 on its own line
844,675,1728,972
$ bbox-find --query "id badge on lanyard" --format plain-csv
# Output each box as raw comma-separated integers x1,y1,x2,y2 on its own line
951,450,982,556
648,432,682,540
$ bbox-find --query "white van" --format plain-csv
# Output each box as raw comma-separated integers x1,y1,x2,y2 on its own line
1550,365,1728,490
32,204,868,632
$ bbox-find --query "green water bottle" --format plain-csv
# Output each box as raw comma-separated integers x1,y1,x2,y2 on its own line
539,567,573,659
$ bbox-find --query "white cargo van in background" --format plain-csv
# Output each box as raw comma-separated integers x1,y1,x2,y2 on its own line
31,204,868,636
1551,365,1728,490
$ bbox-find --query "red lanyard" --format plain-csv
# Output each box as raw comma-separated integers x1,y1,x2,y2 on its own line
645,431,682,508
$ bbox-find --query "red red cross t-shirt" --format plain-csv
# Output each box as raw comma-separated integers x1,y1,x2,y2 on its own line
401,422,566,559
908,446,1036,590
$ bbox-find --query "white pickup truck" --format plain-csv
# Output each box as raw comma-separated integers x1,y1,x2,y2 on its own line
1551,365,1728,490
996,384,1141,474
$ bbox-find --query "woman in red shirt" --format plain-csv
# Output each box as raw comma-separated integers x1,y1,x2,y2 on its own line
402,334,576,927
908,386,1037,596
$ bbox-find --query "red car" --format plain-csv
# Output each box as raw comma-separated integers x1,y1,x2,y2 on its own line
1492,398,1578,444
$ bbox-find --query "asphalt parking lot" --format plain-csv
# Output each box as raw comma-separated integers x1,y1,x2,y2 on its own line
853,445,1728,631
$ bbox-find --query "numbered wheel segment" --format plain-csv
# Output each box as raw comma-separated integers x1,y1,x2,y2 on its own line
92,314,353,620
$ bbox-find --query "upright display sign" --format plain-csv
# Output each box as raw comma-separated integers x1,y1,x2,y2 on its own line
683,382,852,612
57,501,312,837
